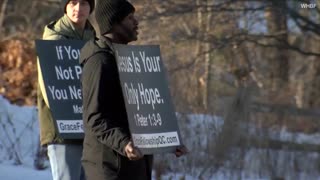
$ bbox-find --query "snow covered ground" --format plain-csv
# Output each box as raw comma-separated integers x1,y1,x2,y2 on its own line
0,163,51,180
1,95,320,179
0,95,51,179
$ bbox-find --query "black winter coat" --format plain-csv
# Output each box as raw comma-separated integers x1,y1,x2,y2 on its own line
80,36,153,180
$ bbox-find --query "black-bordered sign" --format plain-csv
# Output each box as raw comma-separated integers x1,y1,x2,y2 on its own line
114,44,182,154
35,40,85,139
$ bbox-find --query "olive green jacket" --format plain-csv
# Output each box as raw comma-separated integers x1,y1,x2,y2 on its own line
37,14,95,146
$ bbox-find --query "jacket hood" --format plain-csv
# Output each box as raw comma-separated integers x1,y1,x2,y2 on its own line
80,39,98,66
80,36,114,66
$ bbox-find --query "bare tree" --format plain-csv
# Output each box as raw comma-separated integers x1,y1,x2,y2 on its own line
264,0,289,90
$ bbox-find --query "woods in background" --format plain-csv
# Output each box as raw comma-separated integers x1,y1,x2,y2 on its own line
1,0,320,178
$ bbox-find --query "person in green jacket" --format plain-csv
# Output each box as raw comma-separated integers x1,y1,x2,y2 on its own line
37,0,95,180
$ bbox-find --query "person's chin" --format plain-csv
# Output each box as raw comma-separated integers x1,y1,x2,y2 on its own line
129,33,138,41
133,32,138,40
71,18,80,24
133,35,138,41
131,37,138,42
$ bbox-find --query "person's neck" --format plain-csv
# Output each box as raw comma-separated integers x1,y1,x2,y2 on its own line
104,34,128,44
73,21,86,32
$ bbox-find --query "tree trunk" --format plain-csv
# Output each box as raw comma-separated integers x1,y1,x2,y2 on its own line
195,0,208,112
202,0,213,111
306,43,320,108
265,0,289,90
0,0,8,38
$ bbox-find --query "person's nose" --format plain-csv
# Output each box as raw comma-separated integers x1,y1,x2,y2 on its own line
134,17,139,26
74,2,80,11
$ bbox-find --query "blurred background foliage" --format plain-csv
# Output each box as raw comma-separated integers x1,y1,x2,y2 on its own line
1,0,320,178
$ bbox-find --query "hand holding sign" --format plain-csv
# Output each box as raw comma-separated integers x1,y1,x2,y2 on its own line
174,145,189,158
125,141,144,160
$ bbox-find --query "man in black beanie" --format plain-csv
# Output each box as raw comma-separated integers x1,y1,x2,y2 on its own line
80,0,153,179
80,0,188,179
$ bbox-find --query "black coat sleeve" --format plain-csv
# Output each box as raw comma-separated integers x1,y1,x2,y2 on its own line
81,51,130,156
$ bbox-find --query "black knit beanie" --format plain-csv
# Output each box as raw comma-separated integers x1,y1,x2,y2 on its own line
61,0,95,14
95,0,135,35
